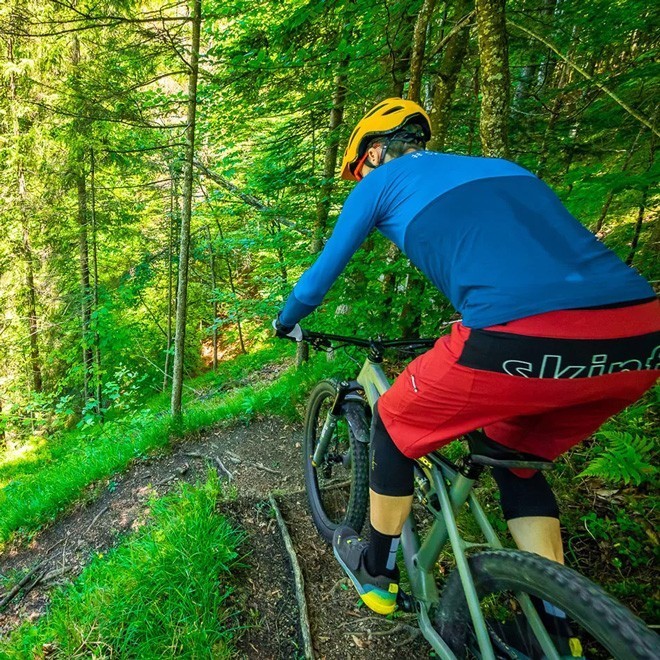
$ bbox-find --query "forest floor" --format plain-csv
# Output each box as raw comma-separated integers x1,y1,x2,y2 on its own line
0,417,430,658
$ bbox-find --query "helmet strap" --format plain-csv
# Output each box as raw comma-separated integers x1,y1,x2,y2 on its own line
378,138,392,166
355,138,393,180
353,151,371,181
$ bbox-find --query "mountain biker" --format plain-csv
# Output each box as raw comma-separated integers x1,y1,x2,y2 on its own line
273,97,660,617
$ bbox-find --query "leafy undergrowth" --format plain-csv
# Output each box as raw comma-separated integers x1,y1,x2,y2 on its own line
558,388,659,622
0,342,348,548
0,474,242,659
433,387,659,621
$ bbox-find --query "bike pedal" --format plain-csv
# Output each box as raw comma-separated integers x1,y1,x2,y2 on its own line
396,588,415,613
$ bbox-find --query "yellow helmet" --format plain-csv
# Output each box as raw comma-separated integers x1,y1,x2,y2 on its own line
340,98,432,181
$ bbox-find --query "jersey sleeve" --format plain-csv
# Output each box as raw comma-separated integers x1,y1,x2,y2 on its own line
279,181,382,327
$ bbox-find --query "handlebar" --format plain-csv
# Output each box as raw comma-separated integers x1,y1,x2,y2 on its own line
301,329,436,359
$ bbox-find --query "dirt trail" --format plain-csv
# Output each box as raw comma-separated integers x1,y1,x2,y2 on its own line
0,417,433,658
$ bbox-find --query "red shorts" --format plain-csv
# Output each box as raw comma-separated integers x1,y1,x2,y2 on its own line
378,299,660,460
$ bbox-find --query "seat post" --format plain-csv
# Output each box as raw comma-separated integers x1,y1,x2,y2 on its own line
458,455,486,479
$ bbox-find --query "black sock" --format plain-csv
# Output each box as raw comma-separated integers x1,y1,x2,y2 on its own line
366,525,400,579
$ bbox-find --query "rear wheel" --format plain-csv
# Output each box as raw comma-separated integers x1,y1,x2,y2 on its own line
303,380,369,543
435,550,659,659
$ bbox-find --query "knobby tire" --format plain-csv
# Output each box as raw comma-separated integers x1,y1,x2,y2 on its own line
435,550,659,659
303,380,369,543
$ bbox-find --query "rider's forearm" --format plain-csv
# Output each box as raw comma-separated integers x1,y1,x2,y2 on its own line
280,188,378,328
279,291,317,328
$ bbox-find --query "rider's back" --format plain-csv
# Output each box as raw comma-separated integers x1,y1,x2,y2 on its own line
348,151,654,328
280,150,654,330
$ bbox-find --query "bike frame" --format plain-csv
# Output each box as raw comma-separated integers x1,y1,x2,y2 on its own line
357,354,561,660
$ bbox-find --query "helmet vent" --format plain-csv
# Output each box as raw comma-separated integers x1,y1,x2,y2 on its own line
364,102,388,119
382,106,404,115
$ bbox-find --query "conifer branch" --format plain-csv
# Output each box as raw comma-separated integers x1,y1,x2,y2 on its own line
508,20,660,138
194,160,311,237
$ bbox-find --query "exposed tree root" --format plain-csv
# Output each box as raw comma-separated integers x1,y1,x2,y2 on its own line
214,456,233,480
269,494,315,660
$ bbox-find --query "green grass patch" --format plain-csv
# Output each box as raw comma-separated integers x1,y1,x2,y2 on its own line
0,343,345,547
0,474,242,659
0,344,283,490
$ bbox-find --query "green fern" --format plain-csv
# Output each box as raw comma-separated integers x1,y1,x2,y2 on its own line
579,431,658,486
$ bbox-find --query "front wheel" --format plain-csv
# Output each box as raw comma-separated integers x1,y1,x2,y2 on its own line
303,380,369,543
435,550,659,659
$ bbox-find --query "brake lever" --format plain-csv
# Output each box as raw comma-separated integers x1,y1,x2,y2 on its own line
311,337,332,350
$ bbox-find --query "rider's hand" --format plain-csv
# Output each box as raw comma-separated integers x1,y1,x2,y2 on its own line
272,315,304,342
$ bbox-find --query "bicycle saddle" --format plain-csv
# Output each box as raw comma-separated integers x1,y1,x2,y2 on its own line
466,431,553,471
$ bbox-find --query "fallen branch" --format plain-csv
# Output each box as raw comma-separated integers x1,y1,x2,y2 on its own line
269,495,315,660
338,613,418,629
194,160,311,237
183,452,206,459
84,506,110,535
215,457,233,480
44,537,66,556
392,626,422,647
0,538,71,610
41,567,71,584
255,462,280,475
224,450,242,464
0,563,46,610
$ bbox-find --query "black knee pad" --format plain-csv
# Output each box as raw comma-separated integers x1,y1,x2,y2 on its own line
492,467,559,521
369,403,415,497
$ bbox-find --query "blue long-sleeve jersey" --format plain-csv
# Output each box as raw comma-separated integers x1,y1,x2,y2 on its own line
280,151,653,329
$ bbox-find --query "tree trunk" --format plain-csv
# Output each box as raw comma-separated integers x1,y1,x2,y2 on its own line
205,226,219,370
380,243,401,325
71,34,93,407
428,0,473,151
408,0,439,103
535,63,568,179
512,0,557,106
386,10,417,96
296,342,309,367
77,170,93,406
9,34,43,395
475,0,510,157
627,123,656,265
467,66,480,154
22,223,43,394
90,149,102,417
626,191,648,266
211,216,246,354
163,171,177,391
313,64,349,253
399,272,427,339
0,399,5,449
594,127,643,233
171,0,202,417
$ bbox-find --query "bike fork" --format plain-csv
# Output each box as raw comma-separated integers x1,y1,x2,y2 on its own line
311,382,351,466
312,411,338,467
